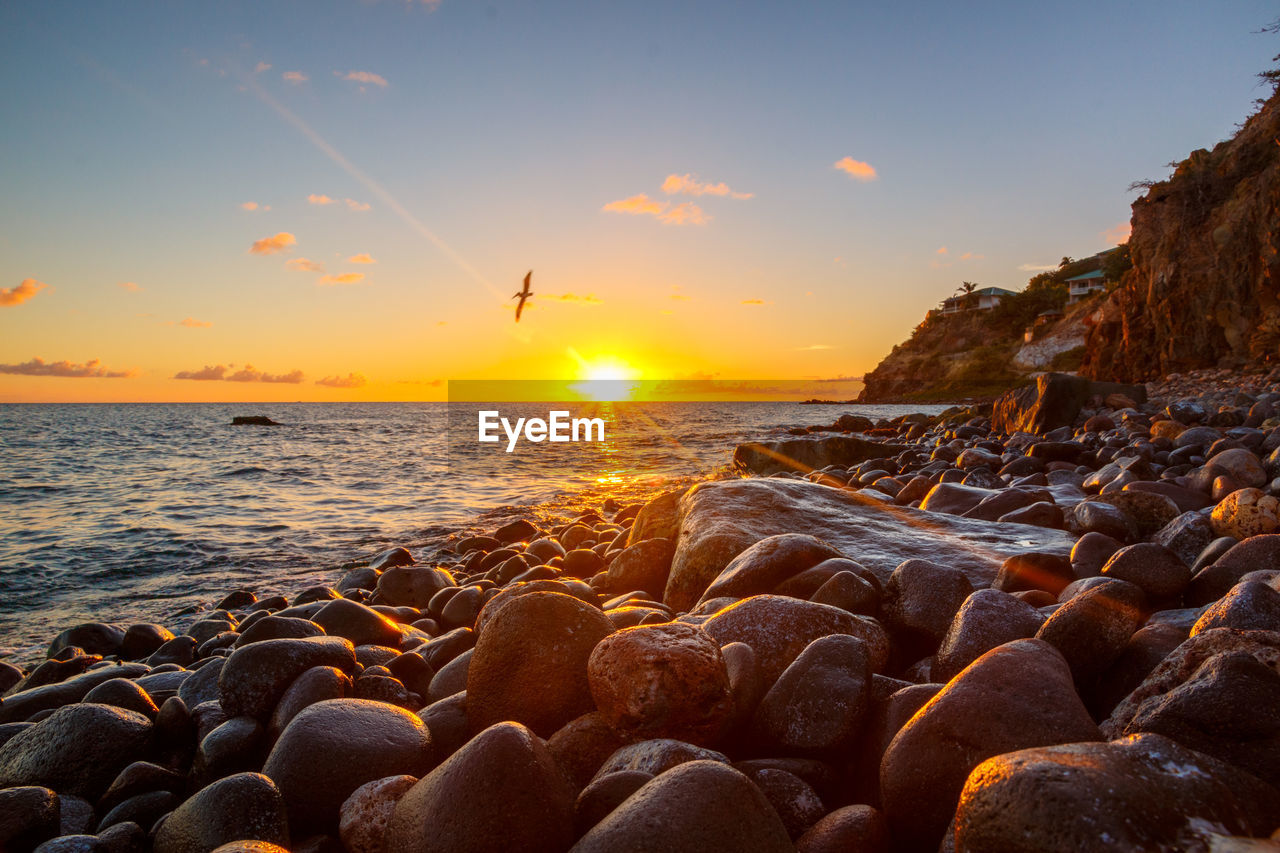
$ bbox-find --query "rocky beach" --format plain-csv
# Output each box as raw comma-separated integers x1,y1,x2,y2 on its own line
1,369,1278,852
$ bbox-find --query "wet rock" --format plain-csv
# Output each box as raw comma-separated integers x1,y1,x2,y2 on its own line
1068,498,1139,542
147,636,197,667
337,775,417,853
1069,531,1122,578
312,599,402,648
546,712,636,792
993,552,1074,596
664,478,1072,611
0,663,150,724
425,648,471,703
574,771,653,836
0,703,152,800
218,636,356,719
368,547,414,571
882,560,973,657
1096,490,1181,539
1192,581,1280,635
593,739,729,779
934,589,1045,682
699,533,843,604
998,501,1064,528
879,639,1100,850
416,693,470,763
795,805,888,853
374,567,454,609
152,772,289,853
603,539,675,596
262,698,434,835
954,734,1280,852
467,591,613,737
740,767,826,840
99,761,184,814
82,679,158,719
97,788,178,833
992,373,1145,434
385,722,574,853
1212,488,1280,538
1187,534,1280,605
751,634,870,755
1124,480,1215,512
702,595,890,684
175,658,225,710
1090,622,1189,719
1152,511,1216,569
1036,578,1147,684
1099,542,1192,601
626,488,688,545
562,549,605,579
120,624,175,661
587,623,731,746
0,786,60,852
193,716,265,783
733,434,905,477
571,760,793,853
47,623,125,659
809,570,880,615
1193,447,1268,491
267,666,350,739
919,483,995,516
493,518,539,545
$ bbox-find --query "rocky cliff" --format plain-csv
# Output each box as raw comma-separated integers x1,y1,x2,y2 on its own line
1081,90,1280,380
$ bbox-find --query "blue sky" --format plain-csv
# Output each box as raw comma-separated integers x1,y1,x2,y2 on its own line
1,0,1275,400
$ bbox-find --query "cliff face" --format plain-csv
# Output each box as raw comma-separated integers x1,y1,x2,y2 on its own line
1081,92,1280,381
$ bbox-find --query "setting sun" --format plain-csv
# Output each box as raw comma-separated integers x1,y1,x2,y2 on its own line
571,355,641,401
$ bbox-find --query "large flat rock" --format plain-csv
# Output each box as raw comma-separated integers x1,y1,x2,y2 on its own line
664,478,1073,611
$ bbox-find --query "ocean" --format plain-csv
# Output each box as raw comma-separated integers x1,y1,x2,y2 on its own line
0,401,945,662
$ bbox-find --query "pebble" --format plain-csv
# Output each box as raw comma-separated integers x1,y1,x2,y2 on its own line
152,772,289,853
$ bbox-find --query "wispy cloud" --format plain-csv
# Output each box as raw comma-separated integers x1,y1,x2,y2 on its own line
669,285,691,302
286,257,325,273
254,62,272,73
117,281,142,293
796,344,835,350
283,71,308,83
661,174,753,200
307,194,335,205
178,317,212,328
1018,263,1057,272
834,156,877,182
936,246,949,255
347,253,376,264
0,357,134,378
659,202,709,225
1103,221,1132,244
341,70,389,88
318,272,365,286
0,279,48,307
317,372,368,388
960,251,983,261
543,293,604,305
602,193,666,216
240,201,260,211
249,232,296,255
174,364,304,383
344,198,371,211
741,298,771,306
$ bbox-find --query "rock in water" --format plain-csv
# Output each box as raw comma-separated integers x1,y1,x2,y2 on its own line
732,435,905,476
261,698,435,835
571,760,793,853
879,639,1101,850
467,591,613,737
664,478,1072,611
385,722,574,853
954,734,1280,852
153,772,289,853
231,416,280,426
0,703,152,800
587,623,731,746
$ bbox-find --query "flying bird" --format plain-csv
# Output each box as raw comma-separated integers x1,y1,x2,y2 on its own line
513,270,533,322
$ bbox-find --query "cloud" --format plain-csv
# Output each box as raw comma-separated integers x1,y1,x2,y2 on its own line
0,357,134,378
0,279,48,307
241,201,260,211
960,252,984,261
1103,221,1132,244
661,174,753,200
669,286,691,302
307,194,335,205
283,71,308,83
317,372,368,388
834,156,877,181
318,272,365,286
344,198,371,211
342,70,389,87
249,232,296,255
543,293,604,305
117,281,142,293
936,246,948,255
286,258,325,273
796,344,835,350
347,253,376,264
254,62,272,73
1017,263,1057,272
179,317,212,328
741,298,770,306
659,202,709,225
174,364,303,383
602,193,666,216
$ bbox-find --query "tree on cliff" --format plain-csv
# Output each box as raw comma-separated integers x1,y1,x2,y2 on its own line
955,281,979,309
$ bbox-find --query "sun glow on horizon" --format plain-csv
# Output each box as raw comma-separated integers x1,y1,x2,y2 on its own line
571,354,641,401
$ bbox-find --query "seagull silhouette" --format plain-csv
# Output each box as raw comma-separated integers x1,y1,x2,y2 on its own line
513,270,533,322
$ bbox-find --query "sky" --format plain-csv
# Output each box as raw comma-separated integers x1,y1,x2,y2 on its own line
1,0,1276,402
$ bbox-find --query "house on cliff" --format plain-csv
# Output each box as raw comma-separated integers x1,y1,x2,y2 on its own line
942,286,1016,314
1064,269,1107,303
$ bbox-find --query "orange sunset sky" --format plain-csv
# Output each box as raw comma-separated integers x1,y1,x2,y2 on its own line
1,1,1274,402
